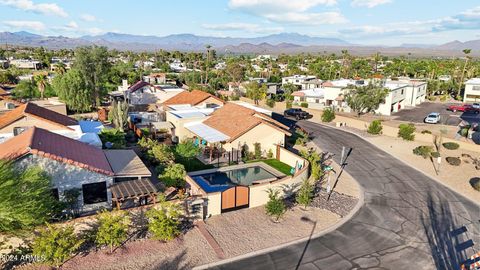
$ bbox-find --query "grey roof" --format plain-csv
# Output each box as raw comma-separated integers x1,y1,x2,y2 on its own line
104,149,151,177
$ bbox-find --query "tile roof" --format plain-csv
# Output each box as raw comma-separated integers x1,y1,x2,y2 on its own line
0,127,114,175
0,102,78,130
128,81,151,93
202,102,290,142
163,90,225,106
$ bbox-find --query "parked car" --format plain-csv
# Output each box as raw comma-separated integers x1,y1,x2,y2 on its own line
472,103,480,109
424,112,441,124
284,108,311,120
447,104,479,113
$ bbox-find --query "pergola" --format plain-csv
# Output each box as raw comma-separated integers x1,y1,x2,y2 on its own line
184,121,230,162
110,179,161,210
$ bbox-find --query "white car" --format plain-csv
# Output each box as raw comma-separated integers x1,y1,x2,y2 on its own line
473,103,480,109
425,113,441,124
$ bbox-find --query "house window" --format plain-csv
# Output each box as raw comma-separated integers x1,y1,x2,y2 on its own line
82,182,108,204
51,188,59,200
13,127,28,136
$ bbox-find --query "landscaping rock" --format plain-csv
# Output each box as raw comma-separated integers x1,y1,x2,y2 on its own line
311,188,358,217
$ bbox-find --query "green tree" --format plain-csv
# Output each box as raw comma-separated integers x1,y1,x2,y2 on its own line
12,80,38,99
52,69,92,112
146,197,181,241
296,179,314,210
98,128,126,149
150,144,175,165
265,188,286,222
159,164,187,188
174,139,200,159
282,83,297,102
32,223,83,267
0,161,62,233
73,46,111,108
34,73,48,99
95,210,130,253
245,81,267,105
345,83,389,117
108,100,129,129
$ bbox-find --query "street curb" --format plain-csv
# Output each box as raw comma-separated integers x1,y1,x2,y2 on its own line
308,120,480,207
193,146,366,269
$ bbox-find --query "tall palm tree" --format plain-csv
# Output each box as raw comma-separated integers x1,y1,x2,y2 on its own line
205,45,211,85
34,73,47,99
457,49,472,99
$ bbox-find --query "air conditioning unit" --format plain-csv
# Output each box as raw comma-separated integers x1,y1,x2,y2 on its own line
5,102,16,110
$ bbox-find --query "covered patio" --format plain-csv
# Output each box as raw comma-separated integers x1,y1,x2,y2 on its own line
110,178,161,210
184,121,240,165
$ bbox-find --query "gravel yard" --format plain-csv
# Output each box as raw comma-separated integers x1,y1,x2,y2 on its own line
203,206,341,258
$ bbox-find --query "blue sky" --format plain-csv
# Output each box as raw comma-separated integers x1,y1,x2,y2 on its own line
0,0,479,45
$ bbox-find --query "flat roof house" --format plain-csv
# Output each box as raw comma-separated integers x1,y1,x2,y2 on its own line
376,82,409,116
464,78,480,103
0,127,152,213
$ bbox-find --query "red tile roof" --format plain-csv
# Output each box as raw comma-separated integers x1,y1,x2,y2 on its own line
163,90,225,106
0,102,78,130
203,103,290,142
0,127,113,175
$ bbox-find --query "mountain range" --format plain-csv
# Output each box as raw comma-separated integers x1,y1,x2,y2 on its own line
0,31,479,56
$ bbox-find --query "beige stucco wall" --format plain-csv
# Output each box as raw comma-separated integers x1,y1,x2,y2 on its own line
16,154,114,213
226,123,286,153
166,112,205,141
206,192,222,216
278,146,305,168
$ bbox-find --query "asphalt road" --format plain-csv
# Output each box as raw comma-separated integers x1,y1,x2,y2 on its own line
210,121,480,270
393,102,480,126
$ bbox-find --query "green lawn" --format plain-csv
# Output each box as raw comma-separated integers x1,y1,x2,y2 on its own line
247,159,293,175
177,157,214,172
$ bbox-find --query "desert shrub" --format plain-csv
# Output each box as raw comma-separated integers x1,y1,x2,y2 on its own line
266,99,275,108
32,224,83,267
265,189,286,222
427,96,437,101
321,108,335,123
446,157,461,166
421,130,432,134
442,142,459,150
413,145,433,159
95,210,131,253
470,178,480,191
300,102,308,108
398,123,416,141
254,142,262,159
367,120,383,135
146,197,181,241
98,128,126,149
431,152,440,158
267,149,273,159
294,128,309,145
439,95,448,102
296,179,314,210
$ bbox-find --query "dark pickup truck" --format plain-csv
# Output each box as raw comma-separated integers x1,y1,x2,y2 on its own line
283,108,311,120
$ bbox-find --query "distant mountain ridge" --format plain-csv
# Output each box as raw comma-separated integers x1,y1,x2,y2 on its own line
1,31,479,56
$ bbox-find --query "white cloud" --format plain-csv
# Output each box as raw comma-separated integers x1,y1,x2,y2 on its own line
339,6,480,38
86,27,104,35
228,0,345,25
202,22,283,33
80,14,97,22
351,0,392,8
0,0,67,17
3,20,45,31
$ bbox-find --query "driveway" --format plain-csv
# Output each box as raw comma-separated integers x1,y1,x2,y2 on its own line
209,121,480,270
393,102,480,126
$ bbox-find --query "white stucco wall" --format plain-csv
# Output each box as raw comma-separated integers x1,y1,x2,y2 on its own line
16,154,114,213
464,83,480,103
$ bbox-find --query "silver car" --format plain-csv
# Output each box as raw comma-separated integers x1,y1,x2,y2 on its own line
425,112,441,124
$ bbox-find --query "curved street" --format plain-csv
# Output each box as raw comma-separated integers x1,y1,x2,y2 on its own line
210,121,480,270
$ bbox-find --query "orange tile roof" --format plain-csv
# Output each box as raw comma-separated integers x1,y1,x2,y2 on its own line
203,103,290,142
163,90,225,106
0,102,78,130
0,127,113,175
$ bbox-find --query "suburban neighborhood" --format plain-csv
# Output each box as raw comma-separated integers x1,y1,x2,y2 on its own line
0,1,480,270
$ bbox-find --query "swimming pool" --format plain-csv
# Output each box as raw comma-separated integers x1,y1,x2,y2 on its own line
191,166,278,193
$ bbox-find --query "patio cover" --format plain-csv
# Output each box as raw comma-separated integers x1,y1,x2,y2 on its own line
184,121,230,143
111,179,159,200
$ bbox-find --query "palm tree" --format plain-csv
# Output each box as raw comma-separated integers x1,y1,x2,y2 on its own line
34,73,47,99
205,45,211,85
55,62,67,75
457,49,472,99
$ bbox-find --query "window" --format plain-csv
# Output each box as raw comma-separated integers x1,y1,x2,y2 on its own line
82,182,108,204
13,127,28,136
401,89,404,95
51,188,59,200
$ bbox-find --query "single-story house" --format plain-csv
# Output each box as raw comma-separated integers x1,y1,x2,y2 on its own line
163,89,225,108
0,127,153,213
292,88,325,104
